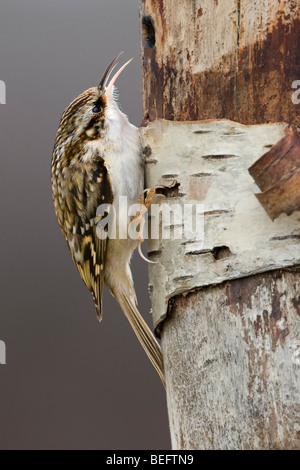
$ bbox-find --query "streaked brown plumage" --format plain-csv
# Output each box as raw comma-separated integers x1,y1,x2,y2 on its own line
51,55,165,387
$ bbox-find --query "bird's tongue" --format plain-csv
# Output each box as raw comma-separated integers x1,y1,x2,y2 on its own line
99,53,133,100
105,59,133,100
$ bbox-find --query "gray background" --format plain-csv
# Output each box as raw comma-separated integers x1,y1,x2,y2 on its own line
0,0,170,450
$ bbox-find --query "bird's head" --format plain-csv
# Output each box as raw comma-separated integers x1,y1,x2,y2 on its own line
56,53,133,144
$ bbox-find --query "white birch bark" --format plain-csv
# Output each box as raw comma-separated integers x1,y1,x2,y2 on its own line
140,0,300,450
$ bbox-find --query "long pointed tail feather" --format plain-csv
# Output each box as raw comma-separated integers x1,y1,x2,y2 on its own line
117,293,166,389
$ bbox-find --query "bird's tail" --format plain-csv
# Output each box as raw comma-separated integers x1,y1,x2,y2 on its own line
116,293,166,389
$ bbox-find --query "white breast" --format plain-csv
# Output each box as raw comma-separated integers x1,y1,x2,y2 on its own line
86,101,144,207
104,128,143,206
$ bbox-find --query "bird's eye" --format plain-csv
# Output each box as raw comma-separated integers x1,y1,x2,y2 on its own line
92,105,102,114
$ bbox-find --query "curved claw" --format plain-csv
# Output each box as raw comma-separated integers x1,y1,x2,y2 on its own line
140,186,166,196
138,242,157,264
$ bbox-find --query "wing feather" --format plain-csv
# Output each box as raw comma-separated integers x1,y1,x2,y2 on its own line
62,156,113,320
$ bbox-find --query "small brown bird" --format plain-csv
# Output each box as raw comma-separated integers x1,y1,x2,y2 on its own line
51,54,165,387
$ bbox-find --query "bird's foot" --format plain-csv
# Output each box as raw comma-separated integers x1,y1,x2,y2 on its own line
137,186,164,208
133,186,165,264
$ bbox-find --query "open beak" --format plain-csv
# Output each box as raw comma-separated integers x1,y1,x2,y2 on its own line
99,52,133,100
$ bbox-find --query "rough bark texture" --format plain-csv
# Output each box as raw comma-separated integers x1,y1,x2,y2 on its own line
164,269,300,450
140,0,300,450
141,0,300,124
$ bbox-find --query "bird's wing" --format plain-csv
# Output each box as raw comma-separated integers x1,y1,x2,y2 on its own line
64,157,113,320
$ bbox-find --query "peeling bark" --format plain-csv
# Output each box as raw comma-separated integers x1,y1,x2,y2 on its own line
140,0,300,450
141,120,300,331
249,126,300,220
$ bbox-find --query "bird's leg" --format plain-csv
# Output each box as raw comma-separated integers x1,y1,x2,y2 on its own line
132,187,165,263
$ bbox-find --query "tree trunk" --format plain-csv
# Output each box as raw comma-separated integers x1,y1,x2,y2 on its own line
140,0,300,450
